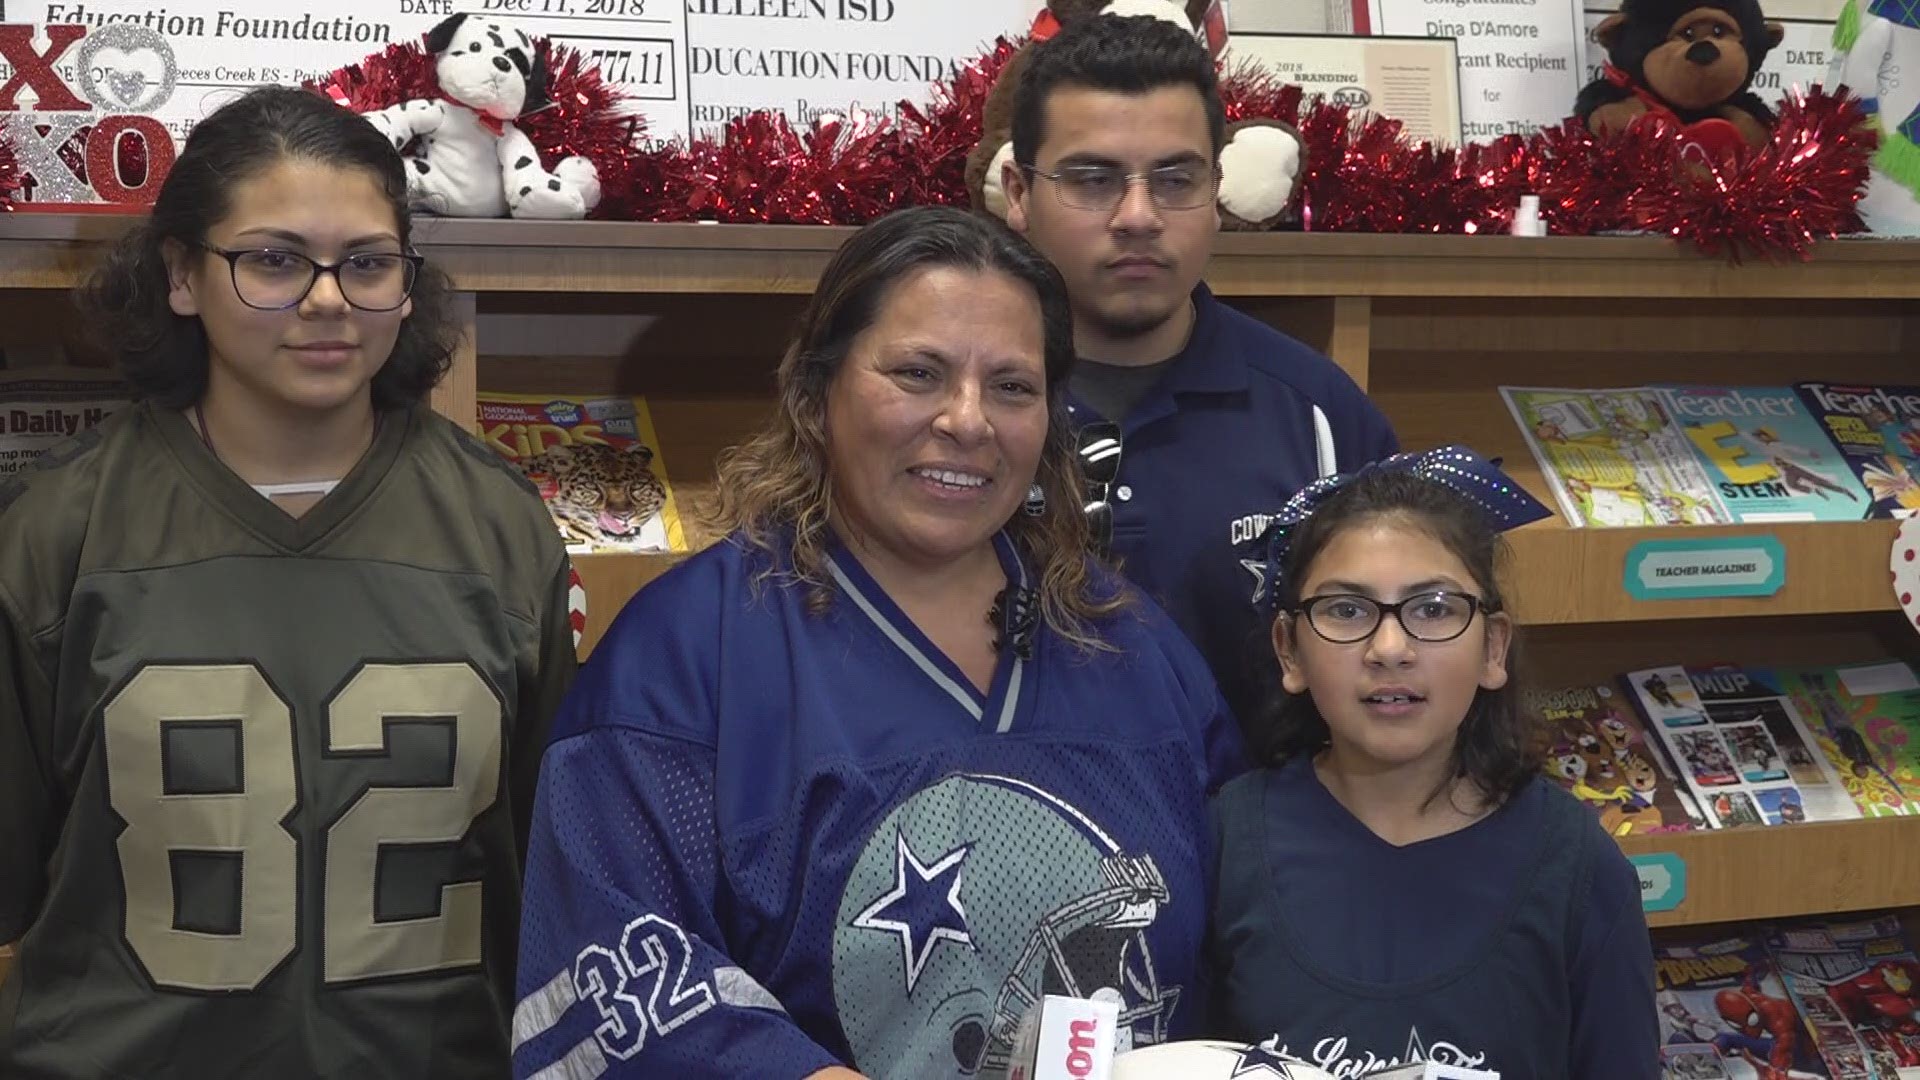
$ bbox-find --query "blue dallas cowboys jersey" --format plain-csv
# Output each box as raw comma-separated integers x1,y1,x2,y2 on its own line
511,531,1245,1079
1067,284,1398,732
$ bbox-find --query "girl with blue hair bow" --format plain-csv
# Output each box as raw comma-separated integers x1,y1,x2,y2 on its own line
1204,448,1660,1079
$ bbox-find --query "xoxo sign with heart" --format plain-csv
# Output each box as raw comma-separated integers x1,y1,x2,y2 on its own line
1896,517,1920,638
0,22,178,206
88,51,170,113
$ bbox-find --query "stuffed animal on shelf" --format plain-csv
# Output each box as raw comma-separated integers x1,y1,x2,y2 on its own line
1827,0,1920,235
360,13,601,220
1575,0,1785,166
965,0,1304,230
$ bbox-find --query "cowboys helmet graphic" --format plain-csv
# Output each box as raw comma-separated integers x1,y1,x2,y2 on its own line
832,774,1180,1078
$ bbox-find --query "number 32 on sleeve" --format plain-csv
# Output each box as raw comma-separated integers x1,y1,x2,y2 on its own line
101,662,503,992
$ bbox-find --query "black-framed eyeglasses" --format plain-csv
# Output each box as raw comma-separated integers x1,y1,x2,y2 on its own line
1022,162,1221,212
1292,590,1494,645
196,242,424,312
1076,419,1122,558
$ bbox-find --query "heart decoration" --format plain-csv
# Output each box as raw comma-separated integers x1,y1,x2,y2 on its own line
73,25,177,117
107,69,150,109
1896,516,1920,637
1673,117,1748,172
91,46,166,112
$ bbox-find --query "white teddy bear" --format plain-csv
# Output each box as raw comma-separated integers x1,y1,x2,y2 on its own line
362,13,601,220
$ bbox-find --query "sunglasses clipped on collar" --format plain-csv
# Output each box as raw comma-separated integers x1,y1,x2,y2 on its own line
1076,420,1122,558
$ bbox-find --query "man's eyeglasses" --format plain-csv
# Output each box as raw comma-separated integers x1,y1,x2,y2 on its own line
1292,590,1493,645
196,242,424,312
1022,162,1221,213
1076,420,1122,558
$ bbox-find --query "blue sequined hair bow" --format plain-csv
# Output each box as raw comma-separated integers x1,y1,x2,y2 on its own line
1251,445,1553,611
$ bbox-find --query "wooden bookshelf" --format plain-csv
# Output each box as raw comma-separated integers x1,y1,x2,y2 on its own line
574,551,686,648
1620,816,1920,929
6,214,1920,928
7,212,1920,298
1503,520,1903,625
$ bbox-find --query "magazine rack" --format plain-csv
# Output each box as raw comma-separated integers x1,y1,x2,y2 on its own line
2,213,1917,958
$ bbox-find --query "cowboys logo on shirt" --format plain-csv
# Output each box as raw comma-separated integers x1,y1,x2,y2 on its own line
832,774,1180,1077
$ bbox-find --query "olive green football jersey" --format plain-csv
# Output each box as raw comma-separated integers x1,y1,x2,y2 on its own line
0,402,576,1079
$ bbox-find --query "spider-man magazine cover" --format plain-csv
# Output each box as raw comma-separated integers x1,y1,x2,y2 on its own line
1656,930,1830,1080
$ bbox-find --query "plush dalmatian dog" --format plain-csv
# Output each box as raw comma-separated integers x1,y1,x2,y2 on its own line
362,13,601,219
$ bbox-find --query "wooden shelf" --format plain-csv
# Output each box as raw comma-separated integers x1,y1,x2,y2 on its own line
5,212,1920,298
573,551,686,652
5,210,1920,940
1504,519,1903,625
1617,815,1920,929
563,517,1905,657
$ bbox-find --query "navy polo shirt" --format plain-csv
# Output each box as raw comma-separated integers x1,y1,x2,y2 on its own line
1066,284,1398,734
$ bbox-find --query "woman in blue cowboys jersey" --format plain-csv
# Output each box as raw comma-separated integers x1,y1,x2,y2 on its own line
1205,452,1659,1078
512,205,1245,1080
0,86,576,1078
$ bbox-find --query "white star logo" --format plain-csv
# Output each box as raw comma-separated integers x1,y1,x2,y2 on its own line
850,831,975,995
1232,1042,1308,1076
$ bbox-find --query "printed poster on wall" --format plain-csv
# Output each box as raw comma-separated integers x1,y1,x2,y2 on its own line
683,0,1038,137
1366,0,1587,139
5,0,693,144
1224,30,1464,145
2,1,1051,157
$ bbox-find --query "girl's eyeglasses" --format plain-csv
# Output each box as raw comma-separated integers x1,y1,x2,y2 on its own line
196,242,424,312
1292,590,1493,644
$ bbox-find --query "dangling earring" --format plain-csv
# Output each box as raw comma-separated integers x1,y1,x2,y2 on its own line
1022,482,1047,517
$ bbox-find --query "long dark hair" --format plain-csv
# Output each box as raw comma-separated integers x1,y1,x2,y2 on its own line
76,85,459,409
1263,468,1539,804
707,204,1124,649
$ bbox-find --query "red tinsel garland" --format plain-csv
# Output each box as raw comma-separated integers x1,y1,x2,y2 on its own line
303,40,644,220
1218,60,1305,128
0,23,1877,260
1581,92,1873,261
0,131,18,211
1528,90,1874,260
311,42,442,112
894,35,1022,207
1228,74,1873,260
619,35,1019,225
515,42,650,221
290,30,1874,261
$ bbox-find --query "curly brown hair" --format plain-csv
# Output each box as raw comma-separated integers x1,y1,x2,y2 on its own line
706,205,1125,650
75,85,459,409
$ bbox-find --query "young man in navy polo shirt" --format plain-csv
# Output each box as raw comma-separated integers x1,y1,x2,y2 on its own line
1002,14,1400,732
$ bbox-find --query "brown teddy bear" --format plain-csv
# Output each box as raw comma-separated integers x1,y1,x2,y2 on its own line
1575,0,1784,165
965,0,1304,230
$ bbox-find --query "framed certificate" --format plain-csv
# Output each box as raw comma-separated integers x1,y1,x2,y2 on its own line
1224,31,1465,146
